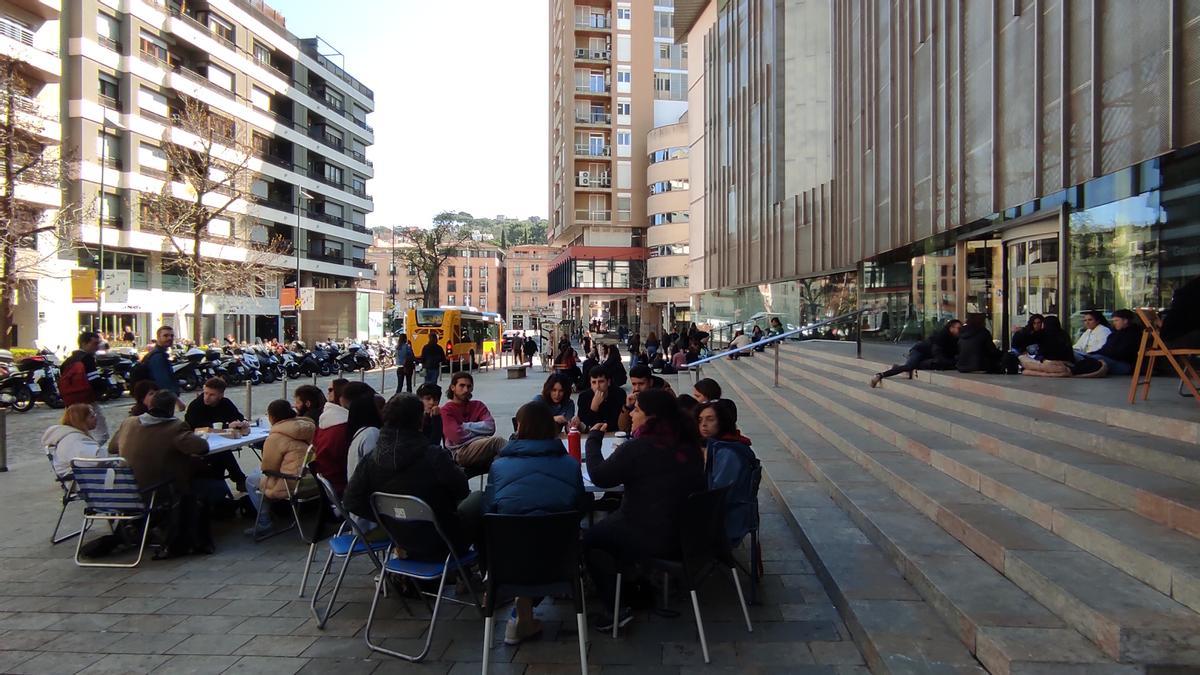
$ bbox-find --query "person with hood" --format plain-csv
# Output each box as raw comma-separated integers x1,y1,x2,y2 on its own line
312,378,351,494
244,399,315,534
751,324,765,352
477,401,587,645
343,394,471,561
108,390,215,498
1073,310,1113,358
59,331,109,444
603,344,628,388
43,404,105,478
1018,315,1078,377
441,372,505,476
870,319,962,387
583,388,706,632
956,314,1004,374
1092,309,1143,376
533,373,576,428
1011,314,1045,355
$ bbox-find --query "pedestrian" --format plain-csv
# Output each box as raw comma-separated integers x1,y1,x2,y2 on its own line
421,335,446,385
511,333,524,365
59,331,110,444
522,333,537,366
142,325,179,394
396,333,416,392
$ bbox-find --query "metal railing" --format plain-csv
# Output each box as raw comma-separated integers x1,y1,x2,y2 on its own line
575,84,610,94
575,112,611,125
574,209,611,222
683,309,867,387
575,48,610,60
574,144,610,157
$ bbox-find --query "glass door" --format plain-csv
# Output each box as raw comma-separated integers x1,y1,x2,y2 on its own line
1007,236,1060,331
964,240,1003,334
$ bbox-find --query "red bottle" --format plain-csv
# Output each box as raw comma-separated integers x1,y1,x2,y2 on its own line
567,427,582,462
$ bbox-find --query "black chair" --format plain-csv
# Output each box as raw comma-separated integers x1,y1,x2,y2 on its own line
480,512,587,674
615,486,752,663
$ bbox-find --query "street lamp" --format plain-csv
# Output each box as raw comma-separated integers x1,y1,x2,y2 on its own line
95,110,127,335
294,188,314,343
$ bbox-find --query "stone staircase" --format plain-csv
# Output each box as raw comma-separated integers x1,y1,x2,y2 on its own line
706,341,1200,674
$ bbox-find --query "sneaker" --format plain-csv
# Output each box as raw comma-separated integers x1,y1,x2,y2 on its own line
592,607,633,633
504,617,543,645
869,373,882,388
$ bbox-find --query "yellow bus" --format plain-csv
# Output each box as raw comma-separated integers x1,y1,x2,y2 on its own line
407,307,502,369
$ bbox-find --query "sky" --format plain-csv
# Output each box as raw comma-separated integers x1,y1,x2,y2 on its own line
271,0,549,227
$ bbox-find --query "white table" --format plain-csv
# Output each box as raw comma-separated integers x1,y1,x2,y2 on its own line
580,435,623,493
203,427,270,455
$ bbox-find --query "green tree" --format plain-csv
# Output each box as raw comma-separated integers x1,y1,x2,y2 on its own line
394,211,476,307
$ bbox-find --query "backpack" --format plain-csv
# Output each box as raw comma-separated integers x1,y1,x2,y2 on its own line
127,353,152,386
705,439,761,545
58,357,93,405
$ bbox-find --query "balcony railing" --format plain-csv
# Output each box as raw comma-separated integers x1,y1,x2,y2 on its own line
246,194,293,212
348,148,372,166
307,250,346,265
0,20,34,46
574,48,610,60
575,84,610,94
98,94,121,111
575,209,611,222
575,16,611,30
575,112,611,125
574,144,610,157
576,174,611,188
98,36,121,53
348,185,371,200
351,222,369,234
351,259,372,270
308,126,344,151
306,209,342,227
299,40,374,101
307,168,342,188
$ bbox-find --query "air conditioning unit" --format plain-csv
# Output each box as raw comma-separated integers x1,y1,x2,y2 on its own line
577,171,590,186
575,48,587,58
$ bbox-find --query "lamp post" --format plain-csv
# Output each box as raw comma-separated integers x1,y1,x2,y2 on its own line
96,117,109,332
294,188,313,343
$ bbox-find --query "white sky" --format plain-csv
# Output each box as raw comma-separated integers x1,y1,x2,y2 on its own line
271,0,549,227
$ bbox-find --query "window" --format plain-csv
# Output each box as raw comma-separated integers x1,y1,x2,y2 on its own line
207,64,234,92
139,30,168,63
96,13,119,47
654,10,672,38
464,265,473,278
480,296,486,309
138,85,168,118
138,141,166,171
616,131,631,146
464,280,472,293
479,281,487,292
447,294,455,305
479,266,488,278
351,176,366,194
98,73,119,106
617,70,631,84
649,179,690,194
252,132,270,157
654,72,687,101
616,102,630,116
209,14,234,45
532,279,540,290
97,131,120,166
323,163,343,185
650,211,689,226
617,7,631,20
252,41,272,65
250,86,271,110
464,294,471,306
447,265,455,277
99,192,121,226
77,251,149,289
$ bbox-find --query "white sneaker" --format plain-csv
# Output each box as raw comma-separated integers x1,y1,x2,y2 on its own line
503,617,543,646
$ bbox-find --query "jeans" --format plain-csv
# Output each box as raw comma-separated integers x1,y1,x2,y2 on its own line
423,367,441,385
192,477,233,505
204,451,248,486
398,367,414,392
244,471,274,529
1091,354,1133,376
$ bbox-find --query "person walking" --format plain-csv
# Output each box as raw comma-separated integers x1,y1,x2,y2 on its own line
511,334,524,366
59,331,110,444
142,325,180,394
396,334,416,393
522,333,537,366
421,336,446,385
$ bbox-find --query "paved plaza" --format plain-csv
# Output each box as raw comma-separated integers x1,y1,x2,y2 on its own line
0,364,866,674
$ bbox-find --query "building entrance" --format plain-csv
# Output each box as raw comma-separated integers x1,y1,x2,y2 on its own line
1006,234,1060,334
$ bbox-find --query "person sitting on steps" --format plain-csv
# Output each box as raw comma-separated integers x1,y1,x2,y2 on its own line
870,319,961,388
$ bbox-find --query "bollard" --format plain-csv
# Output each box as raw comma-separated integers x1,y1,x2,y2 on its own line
0,409,7,472
312,372,317,387
774,342,780,388
358,368,365,382
245,381,253,421
380,363,386,395
281,373,288,403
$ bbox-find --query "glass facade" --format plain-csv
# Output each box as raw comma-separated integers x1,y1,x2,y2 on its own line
696,272,857,330
547,257,648,295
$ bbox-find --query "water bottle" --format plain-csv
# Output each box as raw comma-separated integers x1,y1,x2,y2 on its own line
567,427,582,462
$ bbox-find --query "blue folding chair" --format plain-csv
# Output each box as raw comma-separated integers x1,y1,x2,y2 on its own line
309,473,390,628
70,457,170,568
45,445,82,544
365,493,481,662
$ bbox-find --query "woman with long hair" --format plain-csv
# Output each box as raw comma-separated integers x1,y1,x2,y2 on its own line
42,403,105,478
533,373,576,427
583,388,705,631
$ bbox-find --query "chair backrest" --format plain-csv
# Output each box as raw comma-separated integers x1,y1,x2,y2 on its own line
678,486,730,574
483,511,581,588
706,440,762,542
369,492,463,564
45,444,71,485
70,457,146,514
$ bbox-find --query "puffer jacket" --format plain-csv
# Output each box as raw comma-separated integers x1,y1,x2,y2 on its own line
483,438,586,515
312,403,350,494
41,425,104,478
260,417,315,500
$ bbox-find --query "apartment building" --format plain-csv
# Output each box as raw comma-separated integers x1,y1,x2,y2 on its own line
505,244,557,330
3,0,63,347
61,0,373,344
547,0,686,333
363,234,423,326
440,243,503,315
645,114,688,330
676,1,1200,344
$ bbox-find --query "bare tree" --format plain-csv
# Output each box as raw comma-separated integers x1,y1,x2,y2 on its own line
0,56,85,348
394,211,476,307
141,97,286,345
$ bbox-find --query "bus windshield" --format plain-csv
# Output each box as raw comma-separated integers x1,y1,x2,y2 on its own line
414,309,445,327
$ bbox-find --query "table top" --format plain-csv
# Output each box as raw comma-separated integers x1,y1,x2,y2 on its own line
202,427,270,454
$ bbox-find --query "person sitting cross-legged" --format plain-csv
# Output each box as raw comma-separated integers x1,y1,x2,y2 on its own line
1092,309,1143,376
441,372,505,477
244,399,315,535
185,377,250,492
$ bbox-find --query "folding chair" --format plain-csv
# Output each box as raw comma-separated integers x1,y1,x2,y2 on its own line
365,493,481,662
616,487,752,664
480,512,587,675
1128,308,1200,405
253,445,318,542
45,446,82,544
70,457,171,568
309,473,390,628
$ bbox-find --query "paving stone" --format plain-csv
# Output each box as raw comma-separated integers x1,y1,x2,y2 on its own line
100,596,175,614
0,611,70,629
44,611,125,631
660,640,738,665
447,663,527,675
807,641,865,666
236,635,319,657
734,640,816,665
77,653,172,674
226,655,310,674
295,656,382,674
9,650,104,674
0,628,60,650
167,614,251,634
166,632,254,655
155,654,242,674
154,598,233,615
101,631,187,654
0,649,36,672
40,629,125,652
230,615,307,635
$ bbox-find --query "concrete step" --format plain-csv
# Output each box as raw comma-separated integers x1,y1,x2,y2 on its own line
757,352,1200,614
791,341,1200,448
716,364,1129,675
775,348,1200,542
717,357,1200,666
787,345,1200,488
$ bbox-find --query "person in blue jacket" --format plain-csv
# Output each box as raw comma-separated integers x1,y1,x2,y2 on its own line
143,325,179,394
481,401,587,645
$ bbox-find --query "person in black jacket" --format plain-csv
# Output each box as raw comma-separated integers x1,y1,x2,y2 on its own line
1010,314,1045,355
1161,275,1200,348
60,331,109,443
343,394,471,561
573,366,625,432
1092,309,1143,376
416,383,445,448
184,377,249,492
603,344,627,388
583,388,705,631
956,314,1003,373
870,319,961,387
421,337,447,386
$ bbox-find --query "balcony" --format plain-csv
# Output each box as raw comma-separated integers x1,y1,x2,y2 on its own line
99,94,121,111
575,83,610,96
246,194,293,212
574,144,610,158
347,185,371,201
351,259,372,270
574,209,611,223
574,48,610,62
575,173,611,188
306,209,343,227
308,126,344,151
306,168,342,189
307,250,346,265
575,111,610,126
574,15,611,31
98,36,121,53
348,147,372,166
0,20,59,82
298,39,374,101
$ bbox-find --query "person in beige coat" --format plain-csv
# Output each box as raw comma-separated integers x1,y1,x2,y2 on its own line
244,399,316,534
